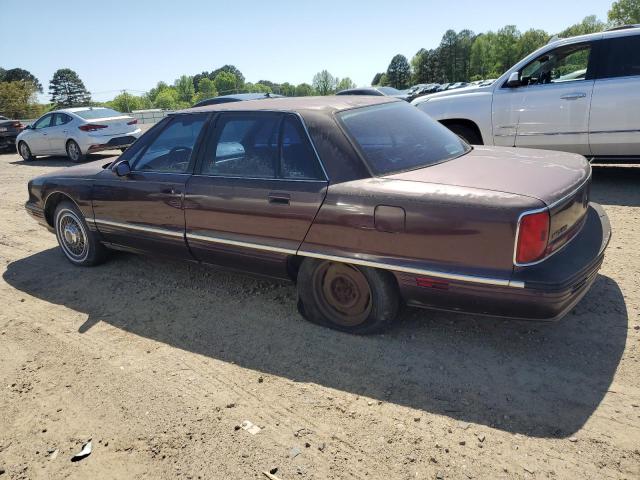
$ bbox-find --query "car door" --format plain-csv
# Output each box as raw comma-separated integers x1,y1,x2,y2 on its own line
512,42,595,155
589,34,640,157
48,113,74,155
92,114,208,259
492,43,594,155
184,112,328,278
28,114,54,153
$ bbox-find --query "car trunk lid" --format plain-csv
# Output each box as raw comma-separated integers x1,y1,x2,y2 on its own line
82,116,137,136
386,146,592,261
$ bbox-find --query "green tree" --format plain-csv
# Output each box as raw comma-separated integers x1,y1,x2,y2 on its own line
1,68,43,92
108,92,150,112
49,68,91,108
371,72,384,85
195,78,218,100
608,0,640,25
336,77,356,91
312,70,336,95
470,33,496,78
456,30,476,81
154,89,179,110
209,65,245,88
386,54,411,88
294,83,315,96
559,15,605,38
213,71,237,95
279,82,296,96
0,81,41,118
493,25,521,74
518,29,550,59
174,75,195,103
439,30,459,81
147,81,170,103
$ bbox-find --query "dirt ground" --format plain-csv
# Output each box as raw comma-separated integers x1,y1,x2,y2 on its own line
0,150,638,480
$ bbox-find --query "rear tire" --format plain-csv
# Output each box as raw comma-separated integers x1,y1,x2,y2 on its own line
18,141,35,161
66,140,85,163
54,201,108,266
447,123,483,145
297,258,400,334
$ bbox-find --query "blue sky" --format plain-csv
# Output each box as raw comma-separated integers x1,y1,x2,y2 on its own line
1,0,612,101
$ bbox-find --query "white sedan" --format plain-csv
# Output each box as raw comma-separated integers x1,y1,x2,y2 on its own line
16,107,142,162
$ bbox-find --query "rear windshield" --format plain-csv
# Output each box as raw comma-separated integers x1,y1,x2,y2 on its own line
338,102,471,175
75,108,124,119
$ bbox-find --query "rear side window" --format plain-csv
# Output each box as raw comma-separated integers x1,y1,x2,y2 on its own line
201,113,325,181
203,114,280,178
339,102,470,175
53,113,72,126
599,35,640,79
131,115,206,173
281,116,324,180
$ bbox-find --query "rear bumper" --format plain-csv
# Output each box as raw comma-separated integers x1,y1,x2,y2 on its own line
85,134,140,153
0,130,20,148
397,203,611,321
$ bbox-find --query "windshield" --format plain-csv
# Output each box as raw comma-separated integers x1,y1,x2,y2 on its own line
338,102,471,175
75,108,125,119
377,86,401,95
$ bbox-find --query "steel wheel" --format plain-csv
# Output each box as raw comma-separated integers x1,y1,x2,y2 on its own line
311,261,372,327
55,208,89,263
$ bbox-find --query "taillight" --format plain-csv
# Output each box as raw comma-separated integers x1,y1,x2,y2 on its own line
79,124,108,132
516,210,550,264
127,119,138,125
12,121,23,128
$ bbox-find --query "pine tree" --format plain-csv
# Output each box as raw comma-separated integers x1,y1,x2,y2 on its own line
49,68,91,108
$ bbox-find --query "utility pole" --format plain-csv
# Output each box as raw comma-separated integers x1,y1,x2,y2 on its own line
122,89,129,112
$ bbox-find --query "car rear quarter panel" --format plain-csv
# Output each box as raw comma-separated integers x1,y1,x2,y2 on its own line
300,178,545,280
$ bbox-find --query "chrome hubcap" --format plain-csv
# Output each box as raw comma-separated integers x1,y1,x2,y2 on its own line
20,144,29,158
57,211,88,260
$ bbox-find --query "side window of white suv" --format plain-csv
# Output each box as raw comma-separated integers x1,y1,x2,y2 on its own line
520,44,592,86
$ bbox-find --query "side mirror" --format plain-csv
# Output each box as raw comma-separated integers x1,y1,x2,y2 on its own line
114,161,131,177
506,72,521,88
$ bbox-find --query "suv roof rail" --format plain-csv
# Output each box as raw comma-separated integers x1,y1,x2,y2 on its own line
606,24,640,31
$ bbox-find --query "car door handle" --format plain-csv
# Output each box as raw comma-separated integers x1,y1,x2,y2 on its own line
560,92,586,100
268,193,290,205
161,188,181,196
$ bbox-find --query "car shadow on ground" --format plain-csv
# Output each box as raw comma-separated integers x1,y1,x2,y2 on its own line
2,152,119,168
591,165,640,207
4,247,627,439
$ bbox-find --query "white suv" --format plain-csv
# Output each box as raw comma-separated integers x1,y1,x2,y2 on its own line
413,26,640,161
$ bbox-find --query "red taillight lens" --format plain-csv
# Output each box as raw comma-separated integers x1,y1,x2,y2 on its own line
12,121,23,128
516,211,550,264
78,124,108,132
127,119,138,125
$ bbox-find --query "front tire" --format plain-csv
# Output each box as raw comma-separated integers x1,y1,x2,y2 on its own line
297,259,400,334
18,141,35,161
54,201,107,266
66,140,85,163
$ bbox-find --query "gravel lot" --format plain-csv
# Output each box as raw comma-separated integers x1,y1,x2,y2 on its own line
0,150,638,479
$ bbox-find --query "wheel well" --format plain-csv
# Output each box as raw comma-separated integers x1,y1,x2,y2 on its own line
44,192,76,227
439,119,484,144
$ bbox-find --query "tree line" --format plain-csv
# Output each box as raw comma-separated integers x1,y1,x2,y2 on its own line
0,0,637,117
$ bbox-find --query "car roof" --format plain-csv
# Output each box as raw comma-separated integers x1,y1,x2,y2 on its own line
181,95,399,115
193,92,285,107
546,24,640,48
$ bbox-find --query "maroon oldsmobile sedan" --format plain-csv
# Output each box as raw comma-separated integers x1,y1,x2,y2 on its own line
25,97,610,333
